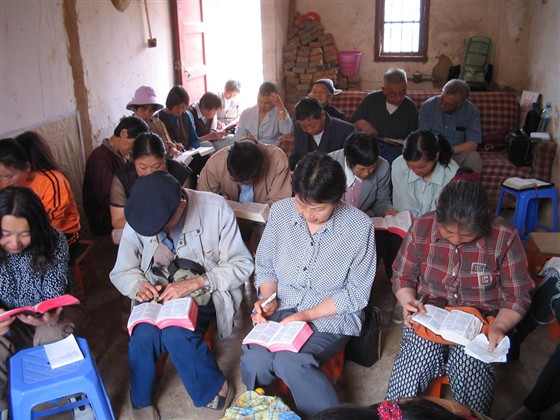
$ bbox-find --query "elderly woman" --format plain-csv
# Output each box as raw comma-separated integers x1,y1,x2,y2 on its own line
240,152,377,417
386,180,534,415
391,129,459,218
109,132,192,233
309,78,346,121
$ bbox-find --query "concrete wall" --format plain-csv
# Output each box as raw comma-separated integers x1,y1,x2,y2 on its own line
0,0,174,151
296,0,533,92
261,0,290,90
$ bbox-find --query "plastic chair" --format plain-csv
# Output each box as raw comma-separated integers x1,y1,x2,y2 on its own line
277,347,345,396
495,186,559,239
426,375,450,397
71,239,98,294
9,337,115,419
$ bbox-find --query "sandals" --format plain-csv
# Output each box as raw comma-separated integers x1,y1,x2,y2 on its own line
205,380,235,411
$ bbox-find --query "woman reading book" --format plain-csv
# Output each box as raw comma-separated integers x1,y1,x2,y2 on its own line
0,187,82,412
240,152,377,418
386,180,534,415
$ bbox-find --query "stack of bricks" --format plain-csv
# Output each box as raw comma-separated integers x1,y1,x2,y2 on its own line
282,18,360,116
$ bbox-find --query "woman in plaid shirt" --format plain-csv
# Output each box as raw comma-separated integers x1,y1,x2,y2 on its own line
386,179,533,415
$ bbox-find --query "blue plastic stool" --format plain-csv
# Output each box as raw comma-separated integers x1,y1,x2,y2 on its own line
495,185,559,240
9,337,115,419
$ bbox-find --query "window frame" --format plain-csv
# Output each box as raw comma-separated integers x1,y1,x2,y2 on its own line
374,0,430,62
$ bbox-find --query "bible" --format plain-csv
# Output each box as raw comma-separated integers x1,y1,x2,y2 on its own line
0,294,80,320
412,304,483,346
371,211,413,239
242,321,313,353
174,146,216,166
227,200,269,223
502,177,553,191
127,298,198,336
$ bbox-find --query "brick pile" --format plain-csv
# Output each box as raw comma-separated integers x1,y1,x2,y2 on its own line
282,18,361,116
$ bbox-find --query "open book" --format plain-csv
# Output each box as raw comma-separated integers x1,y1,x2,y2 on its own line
412,305,483,346
227,200,269,223
502,177,553,191
371,211,412,239
0,294,80,320
242,321,313,353
538,256,560,277
127,298,198,336
173,146,216,166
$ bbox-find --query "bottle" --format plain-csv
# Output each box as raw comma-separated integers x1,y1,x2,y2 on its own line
537,102,552,132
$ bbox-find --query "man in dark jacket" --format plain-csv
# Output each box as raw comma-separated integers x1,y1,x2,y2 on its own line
290,96,355,170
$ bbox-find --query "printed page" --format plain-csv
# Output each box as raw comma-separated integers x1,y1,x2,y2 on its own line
243,321,283,346
440,311,482,345
44,334,84,369
371,216,388,230
157,298,192,320
464,334,510,363
128,302,162,326
173,150,199,165
502,177,552,190
411,304,448,334
386,211,412,233
270,321,306,344
197,146,215,156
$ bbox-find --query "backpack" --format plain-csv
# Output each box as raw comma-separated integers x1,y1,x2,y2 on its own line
523,102,542,135
507,130,533,167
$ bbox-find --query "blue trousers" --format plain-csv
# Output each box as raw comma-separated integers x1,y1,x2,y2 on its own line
240,309,349,418
128,302,224,408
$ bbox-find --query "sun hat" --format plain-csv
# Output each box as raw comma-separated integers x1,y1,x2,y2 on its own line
314,79,342,95
126,86,164,111
125,171,181,236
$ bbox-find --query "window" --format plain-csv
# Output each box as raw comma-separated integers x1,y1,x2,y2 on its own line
374,0,430,62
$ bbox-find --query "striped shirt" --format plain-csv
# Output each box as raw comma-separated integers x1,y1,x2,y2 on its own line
392,212,534,316
255,198,377,336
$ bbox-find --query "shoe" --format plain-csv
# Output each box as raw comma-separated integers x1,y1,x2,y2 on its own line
130,405,160,420
201,380,235,418
391,302,404,324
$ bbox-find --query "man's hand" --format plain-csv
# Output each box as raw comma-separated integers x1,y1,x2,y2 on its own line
353,120,379,136
251,296,278,324
268,92,284,109
135,282,163,303
158,277,205,303
384,208,399,216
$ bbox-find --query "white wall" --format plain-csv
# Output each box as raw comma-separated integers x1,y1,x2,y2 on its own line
0,1,75,134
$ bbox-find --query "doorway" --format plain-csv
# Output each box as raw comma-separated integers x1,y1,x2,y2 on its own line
203,0,263,106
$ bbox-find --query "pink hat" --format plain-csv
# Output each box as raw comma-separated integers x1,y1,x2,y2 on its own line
126,86,164,111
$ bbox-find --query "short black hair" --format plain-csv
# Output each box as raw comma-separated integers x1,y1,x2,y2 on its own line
344,132,379,167
295,96,323,121
226,140,264,182
199,92,223,111
166,85,190,109
113,116,149,138
292,151,345,204
436,179,491,237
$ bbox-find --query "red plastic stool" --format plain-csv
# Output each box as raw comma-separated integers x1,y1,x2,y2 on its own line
426,375,450,397
277,347,345,396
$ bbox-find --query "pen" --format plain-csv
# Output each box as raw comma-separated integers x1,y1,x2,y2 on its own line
250,292,277,318
418,294,427,304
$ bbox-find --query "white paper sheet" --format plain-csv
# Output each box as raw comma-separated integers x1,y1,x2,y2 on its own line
44,334,84,369
464,334,509,363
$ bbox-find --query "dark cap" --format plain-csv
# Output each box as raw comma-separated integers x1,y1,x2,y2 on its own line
125,171,181,236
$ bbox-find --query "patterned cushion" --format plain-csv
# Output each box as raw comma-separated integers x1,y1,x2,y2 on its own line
329,90,556,209
331,90,520,136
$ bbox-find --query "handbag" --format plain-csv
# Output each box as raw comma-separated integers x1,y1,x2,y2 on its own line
345,305,382,367
507,130,533,167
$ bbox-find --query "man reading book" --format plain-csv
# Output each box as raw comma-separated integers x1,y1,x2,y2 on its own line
240,153,377,418
110,171,253,420
385,180,534,415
